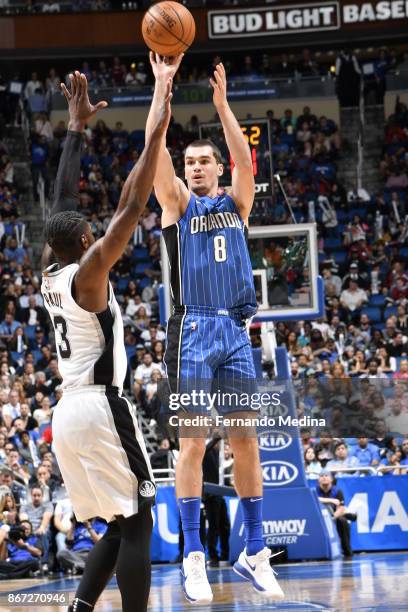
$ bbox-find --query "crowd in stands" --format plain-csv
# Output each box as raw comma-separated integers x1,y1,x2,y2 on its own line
0,76,407,574
2,46,405,123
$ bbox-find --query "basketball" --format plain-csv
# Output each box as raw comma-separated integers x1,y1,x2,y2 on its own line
142,1,196,57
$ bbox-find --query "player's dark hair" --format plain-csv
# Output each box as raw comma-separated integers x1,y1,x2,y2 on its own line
186,139,223,164
44,211,88,259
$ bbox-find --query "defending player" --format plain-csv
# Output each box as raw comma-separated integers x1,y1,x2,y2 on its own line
41,71,173,612
146,55,285,603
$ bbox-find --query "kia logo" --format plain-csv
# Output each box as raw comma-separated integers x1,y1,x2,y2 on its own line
261,460,299,486
264,402,289,418
258,430,292,452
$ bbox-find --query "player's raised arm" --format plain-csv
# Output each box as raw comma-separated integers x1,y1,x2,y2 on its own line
41,72,108,269
146,53,189,225
210,63,255,225
73,78,174,309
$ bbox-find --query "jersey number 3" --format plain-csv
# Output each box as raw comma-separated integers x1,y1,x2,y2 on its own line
214,236,227,263
53,315,71,359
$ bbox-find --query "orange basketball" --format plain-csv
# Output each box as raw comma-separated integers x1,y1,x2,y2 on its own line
142,1,196,57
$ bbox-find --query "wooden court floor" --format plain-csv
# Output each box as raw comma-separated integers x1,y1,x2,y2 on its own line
0,552,407,611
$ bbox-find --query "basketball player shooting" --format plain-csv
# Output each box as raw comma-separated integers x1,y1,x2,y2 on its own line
146,55,284,603
40,71,173,612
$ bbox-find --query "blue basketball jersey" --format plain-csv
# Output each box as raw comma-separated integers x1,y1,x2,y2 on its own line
162,192,257,317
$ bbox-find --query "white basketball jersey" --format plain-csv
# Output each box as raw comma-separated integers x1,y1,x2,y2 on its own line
41,263,127,392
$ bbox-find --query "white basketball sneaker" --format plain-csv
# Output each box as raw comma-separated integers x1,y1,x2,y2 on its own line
233,547,285,599
181,551,214,604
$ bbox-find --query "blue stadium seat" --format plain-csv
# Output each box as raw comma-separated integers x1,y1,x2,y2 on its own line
24,325,37,340
324,238,342,251
129,130,145,150
32,350,42,364
125,345,136,361
117,278,129,292
361,307,382,323
333,252,347,265
133,247,149,260
368,295,386,307
349,208,366,218
138,277,151,289
10,351,23,363
384,306,398,319
134,263,150,276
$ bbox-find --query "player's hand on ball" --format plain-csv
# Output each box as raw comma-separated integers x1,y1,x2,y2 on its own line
149,52,184,81
61,71,108,130
210,63,228,109
156,77,173,135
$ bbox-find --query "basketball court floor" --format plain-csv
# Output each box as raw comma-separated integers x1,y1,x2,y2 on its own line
0,552,407,611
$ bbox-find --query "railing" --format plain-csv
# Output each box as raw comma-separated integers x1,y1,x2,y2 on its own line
324,466,377,476
376,464,408,475
356,73,365,191
37,175,47,225
152,468,176,484
50,76,336,111
311,465,407,476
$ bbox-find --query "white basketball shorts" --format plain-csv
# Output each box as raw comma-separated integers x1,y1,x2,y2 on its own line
52,385,155,522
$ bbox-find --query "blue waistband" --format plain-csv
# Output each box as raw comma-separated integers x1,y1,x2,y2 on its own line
173,305,247,321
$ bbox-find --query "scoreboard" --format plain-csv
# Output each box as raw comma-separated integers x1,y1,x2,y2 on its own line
199,118,274,200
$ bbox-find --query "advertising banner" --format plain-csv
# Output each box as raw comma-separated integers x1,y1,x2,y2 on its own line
340,476,408,551
151,486,179,563
208,1,408,39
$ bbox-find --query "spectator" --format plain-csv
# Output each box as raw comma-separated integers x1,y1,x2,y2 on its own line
335,51,361,107
340,280,368,322
326,441,359,477
378,438,406,476
0,468,27,507
56,516,107,574
314,430,335,467
53,493,73,556
134,353,160,400
34,114,54,143
350,436,380,468
30,465,56,502
30,135,49,201
385,396,408,435
19,485,53,568
202,433,230,567
386,332,408,358
393,359,408,380
17,430,40,470
45,68,61,97
24,72,42,100
0,314,21,349
316,471,355,557
304,447,322,479
0,519,42,578
297,48,319,77
275,53,295,78
149,438,172,470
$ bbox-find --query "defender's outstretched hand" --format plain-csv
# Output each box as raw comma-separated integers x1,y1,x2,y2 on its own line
149,52,184,81
61,71,108,131
210,63,228,110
